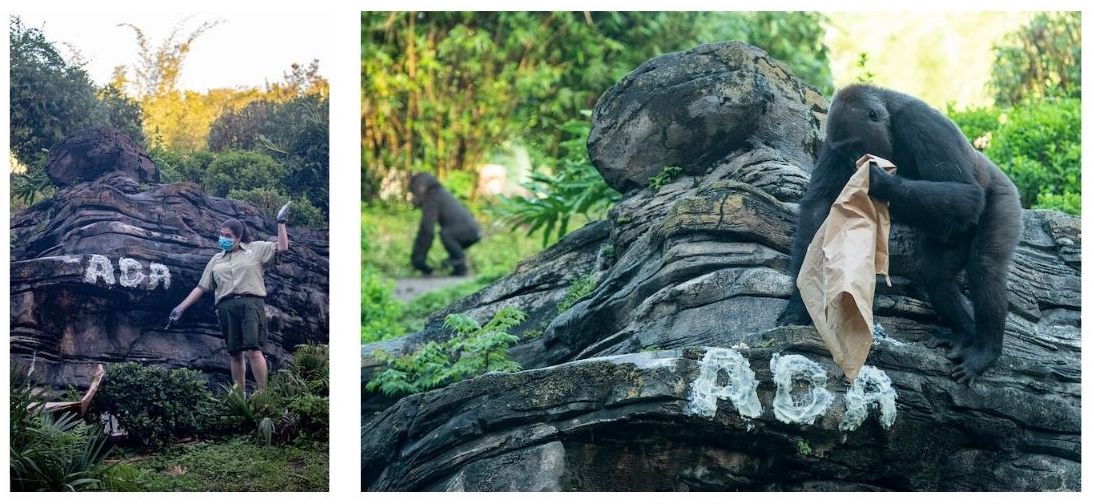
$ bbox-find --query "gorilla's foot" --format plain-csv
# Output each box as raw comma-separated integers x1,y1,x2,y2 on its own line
952,344,998,384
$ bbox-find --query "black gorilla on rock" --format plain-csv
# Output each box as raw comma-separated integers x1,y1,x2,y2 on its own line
409,172,482,276
777,84,1022,383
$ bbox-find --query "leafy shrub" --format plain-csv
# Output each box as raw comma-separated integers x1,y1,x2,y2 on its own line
649,166,683,190
228,187,326,228
10,368,114,491
290,344,330,396
151,147,216,184
498,118,620,246
989,12,1080,107
361,265,404,344
949,97,1080,215
366,306,526,396
90,362,215,449
202,150,288,198
217,345,329,445
559,273,598,312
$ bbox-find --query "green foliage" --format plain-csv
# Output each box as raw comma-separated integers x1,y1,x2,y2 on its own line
217,345,329,445
9,16,146,206
797,439,813,457
700,11,833,95
202,150,288,197
361,201,547,278
90,362,215,449
498,118,621,247
10,16,107,167
228,187,326,229
290,344,330,396
949,97,1080,215
362,11,833,201
150,147,216,184
97,83,146,147
990,12,1080,107
366,307,526,396
649,166,683,190
10,368,114,491
397,276,496,335
117,437,328,491
361,264,405,344
209,94,330,217
559,273,599,312
854,52,876,84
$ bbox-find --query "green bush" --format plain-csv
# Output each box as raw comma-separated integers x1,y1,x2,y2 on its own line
228,187,326,228
361,265,404,344
366,306,526,396
290,344,330,396
150,147,216,184
90,362,215,449
498,118,620,246
217,344,329,445
10,368,114,491
649,166,683,190
948,97,1080,215
559,273,598,312
202,150,288,198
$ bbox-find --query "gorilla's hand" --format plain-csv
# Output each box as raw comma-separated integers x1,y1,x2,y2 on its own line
867,162,899,200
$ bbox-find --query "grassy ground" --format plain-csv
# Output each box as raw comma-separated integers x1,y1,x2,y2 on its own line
362,201,590,342
110,437,328,491
361,201,547,278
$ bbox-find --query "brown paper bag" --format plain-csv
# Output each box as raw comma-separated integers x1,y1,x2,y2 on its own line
797,154,894,381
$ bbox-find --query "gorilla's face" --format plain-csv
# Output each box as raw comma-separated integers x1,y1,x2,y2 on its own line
826,89,893,161
408,175,426,207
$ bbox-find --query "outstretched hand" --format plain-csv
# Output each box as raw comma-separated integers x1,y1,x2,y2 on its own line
276,201,292,224
169,306,184,322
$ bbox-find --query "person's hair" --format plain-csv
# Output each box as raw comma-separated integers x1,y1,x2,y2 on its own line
220,219,252,243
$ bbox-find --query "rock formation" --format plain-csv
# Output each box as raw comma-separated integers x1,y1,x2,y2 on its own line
362,42,1081,491
10,128,329,389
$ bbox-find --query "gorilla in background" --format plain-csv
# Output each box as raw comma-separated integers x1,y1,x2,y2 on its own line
776,84,1022,383
409,172,482,276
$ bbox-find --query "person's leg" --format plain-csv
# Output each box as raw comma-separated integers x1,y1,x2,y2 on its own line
241,297,270,391
246,350,268,391
219,300,247,392
230,352,246,391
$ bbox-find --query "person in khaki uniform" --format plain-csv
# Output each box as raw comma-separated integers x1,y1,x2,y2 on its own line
169,205,290,393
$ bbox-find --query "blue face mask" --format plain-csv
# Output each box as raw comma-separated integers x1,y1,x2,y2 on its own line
218,236,235,251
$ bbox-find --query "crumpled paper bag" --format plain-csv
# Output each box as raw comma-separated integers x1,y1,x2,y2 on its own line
797,154,894,381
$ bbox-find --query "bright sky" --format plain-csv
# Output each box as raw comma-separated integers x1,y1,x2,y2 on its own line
13,11,329,92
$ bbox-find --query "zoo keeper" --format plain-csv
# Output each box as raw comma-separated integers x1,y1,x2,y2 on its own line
168,203,291,394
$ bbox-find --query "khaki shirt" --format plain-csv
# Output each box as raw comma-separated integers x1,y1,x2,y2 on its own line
198,241,279,305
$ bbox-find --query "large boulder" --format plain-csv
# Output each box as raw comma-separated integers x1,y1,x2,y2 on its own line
587,41,826,193
363,42,1080,491
45,127,158,186
11,133,328,389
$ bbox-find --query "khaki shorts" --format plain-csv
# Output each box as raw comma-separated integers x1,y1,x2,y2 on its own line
217,295,268,354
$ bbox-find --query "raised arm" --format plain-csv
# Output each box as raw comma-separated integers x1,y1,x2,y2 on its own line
277,222,289,252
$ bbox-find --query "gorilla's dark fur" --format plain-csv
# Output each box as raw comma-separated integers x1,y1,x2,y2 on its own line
409,172,482,276
776,84,1022,383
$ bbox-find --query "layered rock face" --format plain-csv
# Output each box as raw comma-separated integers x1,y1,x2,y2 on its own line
363,42,1080,491
10,128,329,389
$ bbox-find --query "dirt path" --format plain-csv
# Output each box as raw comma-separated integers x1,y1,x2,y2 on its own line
393,276,474,301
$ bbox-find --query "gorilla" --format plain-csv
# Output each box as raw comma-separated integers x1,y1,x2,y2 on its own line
409,172,482,276
776,84,1022,383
